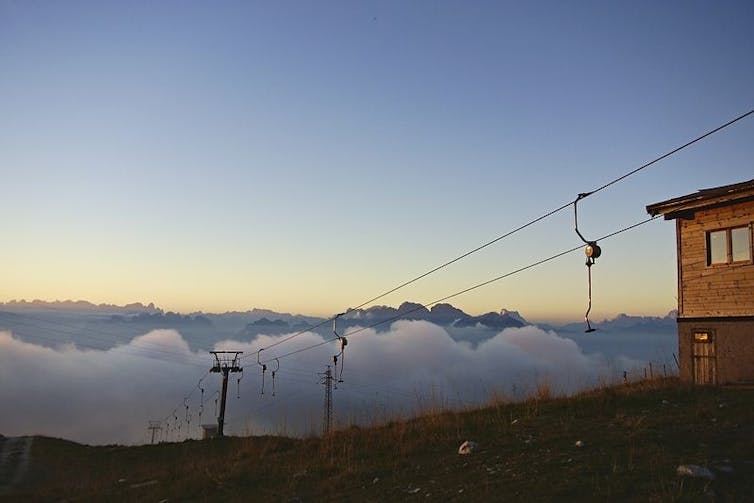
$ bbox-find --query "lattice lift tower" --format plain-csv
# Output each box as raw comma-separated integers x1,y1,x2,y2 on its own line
147,420,162,444
210,351,243,437
320,365,334,435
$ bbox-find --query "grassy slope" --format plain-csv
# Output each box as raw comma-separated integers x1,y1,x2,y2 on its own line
5,379,754,502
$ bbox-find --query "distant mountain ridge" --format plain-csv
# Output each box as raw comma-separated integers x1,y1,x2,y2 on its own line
545,310,678,333
0,298,677,337
0,299,162,314
107,312,212,327
341,302,526,330
232,302,526,339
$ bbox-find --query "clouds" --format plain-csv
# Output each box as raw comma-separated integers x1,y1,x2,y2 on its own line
0,330,205,445
0,321,660,445
340,322,608,405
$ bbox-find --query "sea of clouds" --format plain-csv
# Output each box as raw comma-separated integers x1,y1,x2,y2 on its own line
0,321,669,445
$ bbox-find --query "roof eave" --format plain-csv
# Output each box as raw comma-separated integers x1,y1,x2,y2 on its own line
646,179,754,220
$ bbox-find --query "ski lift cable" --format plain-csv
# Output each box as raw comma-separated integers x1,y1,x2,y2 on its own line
346,109,752,313
265,215,661,362
588,109,753,195
158,369,210,425
238,317,335,363
246,109,753,362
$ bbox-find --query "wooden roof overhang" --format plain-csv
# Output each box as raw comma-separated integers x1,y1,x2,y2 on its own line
646,178,754,220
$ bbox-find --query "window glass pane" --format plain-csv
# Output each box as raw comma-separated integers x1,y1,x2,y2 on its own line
708,230,727,264
694,332,711,342
731,227,752,262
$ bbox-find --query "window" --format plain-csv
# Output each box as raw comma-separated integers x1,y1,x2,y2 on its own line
731,227,752,262
707,230,727,264
707,225,753,265
694,331,712,342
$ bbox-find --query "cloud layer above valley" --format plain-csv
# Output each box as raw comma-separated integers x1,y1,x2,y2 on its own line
0,321,667,445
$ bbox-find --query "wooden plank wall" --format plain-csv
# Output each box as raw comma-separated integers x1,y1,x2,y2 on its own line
678,319,754,383
679,200,754,317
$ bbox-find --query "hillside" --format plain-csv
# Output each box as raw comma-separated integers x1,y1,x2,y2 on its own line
3,379,753,501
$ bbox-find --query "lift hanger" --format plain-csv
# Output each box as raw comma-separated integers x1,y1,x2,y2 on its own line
236,367,244,399
184,397,191,427
257,349,268,395
198,386,204,425
271,358,280,397
331,312,348,387
574,193,602,333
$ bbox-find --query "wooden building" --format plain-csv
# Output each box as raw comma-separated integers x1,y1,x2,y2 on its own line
647,179,754,385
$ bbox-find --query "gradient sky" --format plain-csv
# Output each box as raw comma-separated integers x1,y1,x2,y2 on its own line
1,1,752,322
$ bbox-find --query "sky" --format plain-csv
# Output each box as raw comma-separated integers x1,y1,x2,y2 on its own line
1,1,753,322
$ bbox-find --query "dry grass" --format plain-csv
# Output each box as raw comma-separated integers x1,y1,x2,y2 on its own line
4,377,754,501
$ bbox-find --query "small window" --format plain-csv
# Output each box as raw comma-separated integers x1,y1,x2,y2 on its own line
694,331,712,342
731,227,752,262
706,225,753,266
707,230,727,264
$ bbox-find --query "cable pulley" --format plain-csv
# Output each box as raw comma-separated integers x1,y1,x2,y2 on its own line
574,193,601,333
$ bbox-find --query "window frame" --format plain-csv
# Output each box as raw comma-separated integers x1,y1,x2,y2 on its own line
706,224,753,267
693,331,713,343
731,226,753,263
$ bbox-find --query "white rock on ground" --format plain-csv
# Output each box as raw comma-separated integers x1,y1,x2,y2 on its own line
458,440,478,455
676,464,716,480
